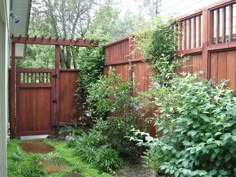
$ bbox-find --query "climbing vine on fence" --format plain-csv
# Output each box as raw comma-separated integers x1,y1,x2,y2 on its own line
134,17,179,87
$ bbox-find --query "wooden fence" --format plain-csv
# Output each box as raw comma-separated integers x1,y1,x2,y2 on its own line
104,0,236,135
10,68,81,136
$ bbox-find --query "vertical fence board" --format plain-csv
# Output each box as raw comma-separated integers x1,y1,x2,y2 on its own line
226,51,236,90
59,70,80,125
210,53,218,83
217,52,227,82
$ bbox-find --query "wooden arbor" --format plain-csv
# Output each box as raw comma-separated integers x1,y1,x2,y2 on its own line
10,35,98,137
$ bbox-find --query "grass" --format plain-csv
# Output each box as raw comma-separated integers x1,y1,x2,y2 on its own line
7,139,113,177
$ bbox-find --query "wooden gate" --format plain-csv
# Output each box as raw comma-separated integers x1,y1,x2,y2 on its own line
16,68,56,136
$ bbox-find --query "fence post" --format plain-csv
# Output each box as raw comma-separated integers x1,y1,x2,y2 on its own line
202,9,210,80
10,42,16,138
128,35,134,96
55,45,60,131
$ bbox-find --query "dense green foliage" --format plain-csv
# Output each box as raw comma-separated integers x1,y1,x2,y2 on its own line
66,69,145,172
86,68,131,119
8,139,112,177
135,74,236,176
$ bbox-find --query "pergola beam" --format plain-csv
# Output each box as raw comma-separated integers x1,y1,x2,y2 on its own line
11,35,98,47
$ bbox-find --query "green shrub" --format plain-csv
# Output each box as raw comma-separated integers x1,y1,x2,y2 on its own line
86,67,131,120
85,68,144,156
136,73,236,176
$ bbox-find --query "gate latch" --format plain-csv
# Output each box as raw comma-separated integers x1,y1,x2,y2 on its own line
52,99,57,104
52,74,57,78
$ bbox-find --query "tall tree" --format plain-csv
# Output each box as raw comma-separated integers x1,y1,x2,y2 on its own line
29,0,96,68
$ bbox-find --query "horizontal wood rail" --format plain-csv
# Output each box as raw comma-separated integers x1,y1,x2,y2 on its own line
104,59,143,66
11,36,98,47
18,83,52,88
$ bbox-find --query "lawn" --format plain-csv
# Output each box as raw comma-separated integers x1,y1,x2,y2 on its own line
7,139,113,177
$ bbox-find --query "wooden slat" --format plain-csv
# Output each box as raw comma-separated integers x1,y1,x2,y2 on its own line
188,19,192,49
59,71,80,124
210,53,218,82
222,7,226,43
184,20,187,50
216,9,219,44
208,41,236,51
17,68,53,73
19,83,52,88
104,58,143,66
229,4,233,42
177,47,202,55
202,9,210,79
226,51,236,91
217,52,227,82
198,15,202,47
17,88,52,136
193,17,197,48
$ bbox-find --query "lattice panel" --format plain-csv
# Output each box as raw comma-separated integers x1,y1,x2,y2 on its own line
211,3,236,44
20,72,51,83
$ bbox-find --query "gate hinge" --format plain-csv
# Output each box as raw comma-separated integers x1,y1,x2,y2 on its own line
52,74,57,78
52,99,57,104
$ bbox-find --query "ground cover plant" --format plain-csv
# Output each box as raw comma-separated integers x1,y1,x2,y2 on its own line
7,139,112,177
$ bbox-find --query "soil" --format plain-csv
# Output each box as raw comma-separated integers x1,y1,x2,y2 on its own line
115,158,158,177
64,171,81,177
19,139,54,153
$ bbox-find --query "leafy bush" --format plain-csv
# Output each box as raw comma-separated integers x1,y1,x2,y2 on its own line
136,73,236,176
71,69,146,172
86,68,131,120
86,68,144,156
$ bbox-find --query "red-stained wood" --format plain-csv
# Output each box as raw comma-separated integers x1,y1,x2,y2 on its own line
202,9,210,79
178,22,183,50
229,5,233,42
208,42,236,51
10,42,16,138
226,51,236,90
210,53,218,83
217,51,227,82
193,17,197,48
198,15,202,47
192,55,203,73
112,64,130,82
184,20,187,50
177,47,202,55
222,7,226,43
210,10,214,44
55,45,60,130
133,62,151,94
16,68,54,136
11,36,98,47
188,19,192,49
216,9,219,44
59,70,81,125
